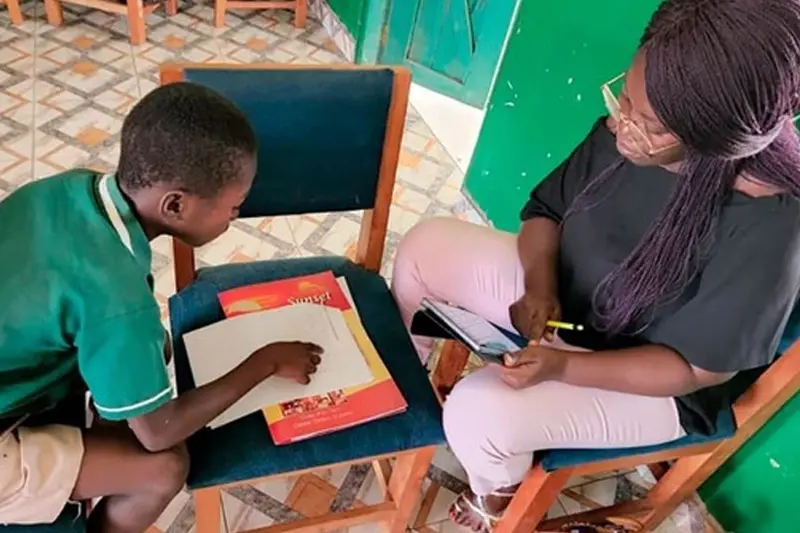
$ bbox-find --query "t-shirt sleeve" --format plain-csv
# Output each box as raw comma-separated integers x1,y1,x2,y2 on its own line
520,118,611,223
77,305,172,421
647,210,800,373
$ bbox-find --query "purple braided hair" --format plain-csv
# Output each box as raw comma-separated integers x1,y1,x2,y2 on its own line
581,0,800,334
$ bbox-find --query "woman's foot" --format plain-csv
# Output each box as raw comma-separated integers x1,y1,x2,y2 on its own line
448,486,517,532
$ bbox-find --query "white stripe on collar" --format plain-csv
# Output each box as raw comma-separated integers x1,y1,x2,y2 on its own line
99,174,134,256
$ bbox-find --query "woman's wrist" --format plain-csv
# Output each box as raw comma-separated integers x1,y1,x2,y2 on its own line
523,269,558,299
555,349,577,383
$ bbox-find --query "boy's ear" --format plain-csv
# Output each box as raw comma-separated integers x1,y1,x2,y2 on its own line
159,190,188,222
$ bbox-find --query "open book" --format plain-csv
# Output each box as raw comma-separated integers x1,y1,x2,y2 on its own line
410,298,527,363
183,302,373,429
216,271,407,444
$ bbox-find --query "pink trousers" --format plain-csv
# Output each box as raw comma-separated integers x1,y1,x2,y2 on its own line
391,218,685,495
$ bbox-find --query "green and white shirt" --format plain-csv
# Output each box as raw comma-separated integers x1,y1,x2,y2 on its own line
0,170,172,421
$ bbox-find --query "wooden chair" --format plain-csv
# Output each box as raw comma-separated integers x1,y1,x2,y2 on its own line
431,332,800,532
214,0,306,29
1,0,22,24
162,63,444,533
43,0,178,45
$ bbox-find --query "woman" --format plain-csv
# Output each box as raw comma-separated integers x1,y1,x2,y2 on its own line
391,0,800,531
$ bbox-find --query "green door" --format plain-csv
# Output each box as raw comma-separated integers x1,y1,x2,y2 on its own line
381,0,519,108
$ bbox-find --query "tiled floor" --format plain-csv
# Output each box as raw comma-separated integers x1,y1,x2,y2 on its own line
1,3,721,533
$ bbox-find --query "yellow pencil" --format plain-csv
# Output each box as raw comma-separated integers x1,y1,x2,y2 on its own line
546,320,585,331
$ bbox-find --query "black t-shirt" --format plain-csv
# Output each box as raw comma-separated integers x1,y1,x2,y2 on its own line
520,119,800,435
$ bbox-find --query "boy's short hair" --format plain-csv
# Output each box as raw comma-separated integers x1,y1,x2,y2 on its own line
118,82,257,197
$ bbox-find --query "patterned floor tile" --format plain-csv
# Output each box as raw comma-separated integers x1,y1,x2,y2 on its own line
132,10,225,92
223,489,276,533
34,98,124,177
215,11,342,65
0,113,33,191
35,8,138,104
355,468,387,507
0,23,35,119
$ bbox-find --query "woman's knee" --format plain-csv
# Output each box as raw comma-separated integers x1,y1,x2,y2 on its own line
443,370,519,453
395,217,473,268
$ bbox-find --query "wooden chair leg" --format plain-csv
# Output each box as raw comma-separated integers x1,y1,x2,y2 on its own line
126,0,146,45
5,0,23,24
213,0,226,28
385,447,435,533
294,0,307,28
372,459,393,497
432,340,471,398
494,466,573,533
43,0,63,26
194,487,222,533
638,452,714,530
413,480,441,530
165,0,177,16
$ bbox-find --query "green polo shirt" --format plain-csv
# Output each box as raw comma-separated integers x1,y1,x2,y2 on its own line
0,170,172,421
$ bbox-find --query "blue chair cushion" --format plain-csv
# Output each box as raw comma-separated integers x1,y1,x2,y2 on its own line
0,508,84,533
168,257,445,489
540,404,735,471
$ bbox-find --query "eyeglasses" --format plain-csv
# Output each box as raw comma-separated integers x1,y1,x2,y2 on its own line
601,73,680,157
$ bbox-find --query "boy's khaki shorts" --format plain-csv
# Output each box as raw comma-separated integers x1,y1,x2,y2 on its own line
0,424,84,524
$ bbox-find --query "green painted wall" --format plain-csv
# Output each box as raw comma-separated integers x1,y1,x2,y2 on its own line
463,1,800,531
463,0,659,231
327,0,367,41
700,394,800,532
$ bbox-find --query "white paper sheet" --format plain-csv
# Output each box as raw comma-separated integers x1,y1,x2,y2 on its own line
336,277,360,321
183,303,372,429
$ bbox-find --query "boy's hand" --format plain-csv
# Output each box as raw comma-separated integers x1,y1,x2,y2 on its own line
249,341,324,384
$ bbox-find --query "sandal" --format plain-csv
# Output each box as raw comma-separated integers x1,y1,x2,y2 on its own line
449,490,514,532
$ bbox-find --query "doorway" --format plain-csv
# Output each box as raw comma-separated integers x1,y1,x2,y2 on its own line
380,0,519,108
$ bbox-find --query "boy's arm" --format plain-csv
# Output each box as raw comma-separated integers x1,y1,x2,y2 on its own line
128,351,270,452
79,306,320,453
128,340,321,452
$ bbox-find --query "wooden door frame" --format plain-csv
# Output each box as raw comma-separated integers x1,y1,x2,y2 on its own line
357,0,392,64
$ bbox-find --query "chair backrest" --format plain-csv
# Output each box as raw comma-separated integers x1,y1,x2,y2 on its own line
159,64,411,290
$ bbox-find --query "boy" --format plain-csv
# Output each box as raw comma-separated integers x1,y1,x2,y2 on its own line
0,83,323,533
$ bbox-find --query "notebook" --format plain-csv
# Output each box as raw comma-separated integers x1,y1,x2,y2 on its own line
410,298,528,363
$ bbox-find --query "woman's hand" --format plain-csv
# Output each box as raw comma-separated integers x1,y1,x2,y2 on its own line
509,291,561,342
497,345,566,389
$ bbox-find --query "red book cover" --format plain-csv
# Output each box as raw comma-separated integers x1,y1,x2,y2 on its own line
218,271,407,444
